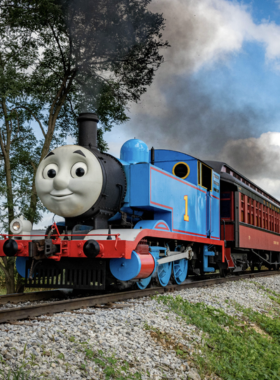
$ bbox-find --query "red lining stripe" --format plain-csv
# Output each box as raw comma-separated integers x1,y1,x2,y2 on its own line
151,167,206,194
211,195,220,200
174,229,207,237
155,223,169,230
151,201,173,210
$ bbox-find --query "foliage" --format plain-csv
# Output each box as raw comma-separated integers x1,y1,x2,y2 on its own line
2,0,169,131
0,0,169,293
157,295,280,380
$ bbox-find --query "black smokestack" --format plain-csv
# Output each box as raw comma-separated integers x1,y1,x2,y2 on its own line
77,113,99,152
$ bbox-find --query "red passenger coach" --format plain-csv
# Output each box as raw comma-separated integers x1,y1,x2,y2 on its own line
206,161,280,272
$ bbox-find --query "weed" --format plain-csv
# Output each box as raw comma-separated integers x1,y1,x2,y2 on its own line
22,344,27,359
0,367,35,380
83,345,142,379
80,363,86,371
157,294,280,380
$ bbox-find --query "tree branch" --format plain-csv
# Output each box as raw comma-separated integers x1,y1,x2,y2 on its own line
49,22,67,74
29,160,37,172
15,105,46,138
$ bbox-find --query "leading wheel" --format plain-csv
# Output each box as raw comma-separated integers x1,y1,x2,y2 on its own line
137,275,152,290
173,259,188,284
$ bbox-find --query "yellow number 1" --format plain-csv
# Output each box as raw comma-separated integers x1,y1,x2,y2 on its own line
184,195,189,222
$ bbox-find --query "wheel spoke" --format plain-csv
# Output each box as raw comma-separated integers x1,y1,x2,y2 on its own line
173,259,188,285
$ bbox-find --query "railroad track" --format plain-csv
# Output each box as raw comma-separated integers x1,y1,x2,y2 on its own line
0,289,69,306
0,270,279,324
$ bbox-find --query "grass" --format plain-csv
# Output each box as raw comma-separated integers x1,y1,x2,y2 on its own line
0,367,35,380
0,287,55,296
157,294,280,380
83,348,143,379
250,281,280,307
1,343,144,379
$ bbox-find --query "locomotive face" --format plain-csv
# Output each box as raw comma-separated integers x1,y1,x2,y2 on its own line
35,145,103,218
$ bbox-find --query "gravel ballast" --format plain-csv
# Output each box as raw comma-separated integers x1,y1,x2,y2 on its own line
0,275,279,380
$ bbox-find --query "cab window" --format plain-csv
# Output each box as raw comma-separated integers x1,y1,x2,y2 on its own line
198,162,212,191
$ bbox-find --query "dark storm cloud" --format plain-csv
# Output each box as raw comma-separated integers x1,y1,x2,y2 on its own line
128,75,267,161
220,133,280,181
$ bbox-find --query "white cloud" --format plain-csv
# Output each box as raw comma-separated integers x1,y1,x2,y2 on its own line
129,0,280,118
150,0,280,74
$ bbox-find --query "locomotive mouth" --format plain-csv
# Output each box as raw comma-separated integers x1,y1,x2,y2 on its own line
50,192,73,198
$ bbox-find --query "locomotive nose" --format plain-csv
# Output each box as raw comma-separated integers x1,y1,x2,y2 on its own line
53,174,69,190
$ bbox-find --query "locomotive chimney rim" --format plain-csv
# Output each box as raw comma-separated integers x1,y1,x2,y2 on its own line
77,112,99,152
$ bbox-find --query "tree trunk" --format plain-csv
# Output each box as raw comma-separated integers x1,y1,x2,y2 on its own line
5,157,15,228
28,117,56,224
0,257,15,294
28,73,74,223
0,101,16,294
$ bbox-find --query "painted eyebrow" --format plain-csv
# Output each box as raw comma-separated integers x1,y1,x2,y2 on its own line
44,152,55,159
73,150,86,157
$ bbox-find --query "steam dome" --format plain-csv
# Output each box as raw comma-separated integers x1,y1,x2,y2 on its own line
120,139,149,164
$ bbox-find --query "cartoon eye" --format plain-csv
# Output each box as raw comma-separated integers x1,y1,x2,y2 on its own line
71,162,87,178
43,164,58,179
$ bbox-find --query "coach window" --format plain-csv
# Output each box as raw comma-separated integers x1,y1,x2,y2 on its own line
247,198,251,225
241,194,244,222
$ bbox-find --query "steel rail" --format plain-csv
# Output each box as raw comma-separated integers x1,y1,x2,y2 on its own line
0,290,68,305
0,270,279,324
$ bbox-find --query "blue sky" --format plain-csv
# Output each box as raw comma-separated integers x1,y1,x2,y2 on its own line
221,0,280,130
240,0,280,22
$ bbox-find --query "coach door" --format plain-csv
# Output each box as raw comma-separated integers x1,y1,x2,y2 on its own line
198,162,213,237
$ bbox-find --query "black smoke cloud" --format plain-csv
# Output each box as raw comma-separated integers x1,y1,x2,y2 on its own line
220,133,280,180
126,74,267,161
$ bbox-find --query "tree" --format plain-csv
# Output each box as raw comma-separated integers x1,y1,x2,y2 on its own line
0,0,169,293
2,0,168,221
0,20,46,292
